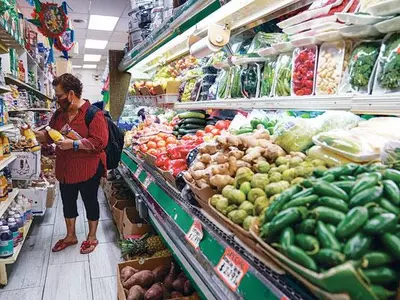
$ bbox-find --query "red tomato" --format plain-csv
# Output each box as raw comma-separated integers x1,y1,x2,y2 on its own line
215,120,228,130
147,149,157,155
205,125,214,133
147,141,157,149
196,130,205,137
139,145,148,153
166,136,177,144
157,140,166,147
211,128,220,136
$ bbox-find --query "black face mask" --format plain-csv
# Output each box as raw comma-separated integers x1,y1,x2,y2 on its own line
58,96,71,111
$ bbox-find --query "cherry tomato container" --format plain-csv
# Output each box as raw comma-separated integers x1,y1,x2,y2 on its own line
291,45,318,96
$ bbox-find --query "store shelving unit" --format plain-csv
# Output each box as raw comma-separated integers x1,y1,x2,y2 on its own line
0,189,20,220
5,75,52,101
0,20,24,52
0,124,14,132
119,149,312,300
0,85,11,94
0,155,16,171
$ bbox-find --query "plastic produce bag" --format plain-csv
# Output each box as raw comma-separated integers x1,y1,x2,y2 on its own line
247,32,288,55
273,111,360,153
292,45,318,96
273,52,293,97
241,63,261,98
339,40,380,94
316,40,345,95
230,66,243,98
260,56,277,97
307,145,352,167
373,32,400,95
216,69,231,100
381,141,400,169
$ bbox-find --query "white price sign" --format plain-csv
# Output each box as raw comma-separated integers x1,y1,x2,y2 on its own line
185,219,203,250
143,175,153,189
134,166,143,178
215,248,249,291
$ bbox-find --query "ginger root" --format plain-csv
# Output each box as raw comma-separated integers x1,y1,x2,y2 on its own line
183,172,194,183
192,162,206,171
228,149,244,160
228,156,237,177
209,175,235,190
199,154,212,164
212,153,228,164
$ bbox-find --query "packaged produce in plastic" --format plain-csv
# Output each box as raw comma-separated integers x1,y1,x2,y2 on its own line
375,16,400,34
181,78,197,102
190,77,203,101
230,66,242,98
365,0,400,15
277,5,332,29
216,69,231,100
359,0,383,12
373,32,400,95
283,15,337,35
315,30,343,43
339,40,380,94
273,111,360,153
316,40,345,95
291,45,318,96
339,24,380,39
381,140,400,169
273,52,293,97
342,40,352,72
307,145,352,166
336,13,391,25
247,32,288,55
260,56,278,97
241,63,261,98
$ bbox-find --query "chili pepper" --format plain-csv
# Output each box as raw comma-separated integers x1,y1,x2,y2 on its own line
295,234,320,255
283,195,318,209
317,197,349,213
314,249,346,268
316,221,341,251
349,186,383,208
326,224,336,234
325,163,358,179
320,174,335,182
363,213,397,235
297,219,317,235
259,222,271,240
291,188,314,200
338,175,356,181
313,181,349,201
336,206,369,239
381,233,400,259
354,165,368,176
344,233,371,259
268,206,308,237
370,285,396,300
264,185,302,222
350,175,380,197
360,251,393,268
313,168,326,178
284,245,318,272
378,198,400,215
383,168,400,184
311,207,345,225
332,181,354,194
368,206,389,218
280,227,295,250
363,267,397,285
382,180,400,205
301,178,317,188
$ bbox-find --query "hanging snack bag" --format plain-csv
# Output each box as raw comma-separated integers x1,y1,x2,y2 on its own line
260,56,278,97
373,32,400,95
273,52,293,97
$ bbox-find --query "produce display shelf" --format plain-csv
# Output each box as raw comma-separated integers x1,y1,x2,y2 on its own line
119,149,313,300
8,107,53,112
0,155,16,172
0,188,19,219
5,75,52,101
0,219,33,285
173,95,400,115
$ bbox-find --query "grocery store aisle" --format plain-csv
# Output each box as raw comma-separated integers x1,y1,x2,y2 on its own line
0,188,121,300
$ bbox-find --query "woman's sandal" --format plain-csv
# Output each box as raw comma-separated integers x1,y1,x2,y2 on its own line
52,239,78,252
80,240,99,254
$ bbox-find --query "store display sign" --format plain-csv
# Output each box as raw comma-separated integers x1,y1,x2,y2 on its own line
134,166,143,178
215,247,249,291
143,174,153,188
185,219,203,250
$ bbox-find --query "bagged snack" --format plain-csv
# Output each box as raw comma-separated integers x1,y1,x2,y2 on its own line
260,56,278,97
373,32,400,95
291,45,318,96
316,40,345,95
273,52,293,97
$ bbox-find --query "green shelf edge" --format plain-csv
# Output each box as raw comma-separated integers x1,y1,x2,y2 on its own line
121,152,278,300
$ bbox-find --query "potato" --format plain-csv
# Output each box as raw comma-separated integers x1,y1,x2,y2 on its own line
152,264,170,282
163,262,177,290
144,283,163,300
192,170,206,180
128,285,146,300
121,266,138,282
123,270,154,290
183,280,194,296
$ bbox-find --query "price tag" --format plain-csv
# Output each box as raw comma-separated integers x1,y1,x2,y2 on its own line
134,166,143,178
215,247,249,291
143,175,153,189
185,219,203,250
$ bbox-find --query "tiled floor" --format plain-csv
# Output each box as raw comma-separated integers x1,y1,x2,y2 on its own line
0,188,120,300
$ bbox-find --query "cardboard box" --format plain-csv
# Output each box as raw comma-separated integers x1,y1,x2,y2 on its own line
46,184,58,208
19,186,47,215
10,150,41,180
112,200,135,233
122,207,151,239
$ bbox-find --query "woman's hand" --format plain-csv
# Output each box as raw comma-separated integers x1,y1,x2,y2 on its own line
56,138,74,150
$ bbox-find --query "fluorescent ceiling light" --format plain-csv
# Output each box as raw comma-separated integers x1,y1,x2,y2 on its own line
85,39,108,49
83,64,97,69
84,54,101,62
88,15,119,31
72,65,82,69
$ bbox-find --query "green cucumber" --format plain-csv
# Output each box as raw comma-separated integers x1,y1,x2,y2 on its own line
284,245,318,272
280,227,295,250
297,219,317,235
178,112,206,119
178,128,199,135
350,175,379,197
311,207,345,225
381,233,400,259
383,169,400,184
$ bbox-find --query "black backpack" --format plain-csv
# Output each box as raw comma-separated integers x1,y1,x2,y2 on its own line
86,105,124,169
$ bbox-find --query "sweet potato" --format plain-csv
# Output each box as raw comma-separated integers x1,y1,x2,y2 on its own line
172,276,185,292
183,280,194,296
144,283,163,300
163,262,177,290
124,288,129,296
123,270,154,289
170,291,184,298
152,264,170,282
127,285,146,300
121,266,138,282
162,284,171,299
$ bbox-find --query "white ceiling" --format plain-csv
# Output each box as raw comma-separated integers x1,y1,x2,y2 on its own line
16,0,131,71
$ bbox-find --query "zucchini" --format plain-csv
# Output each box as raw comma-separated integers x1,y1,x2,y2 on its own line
182,124,205,130
182,118,206,125
178,112,206,119
178,128,199,135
